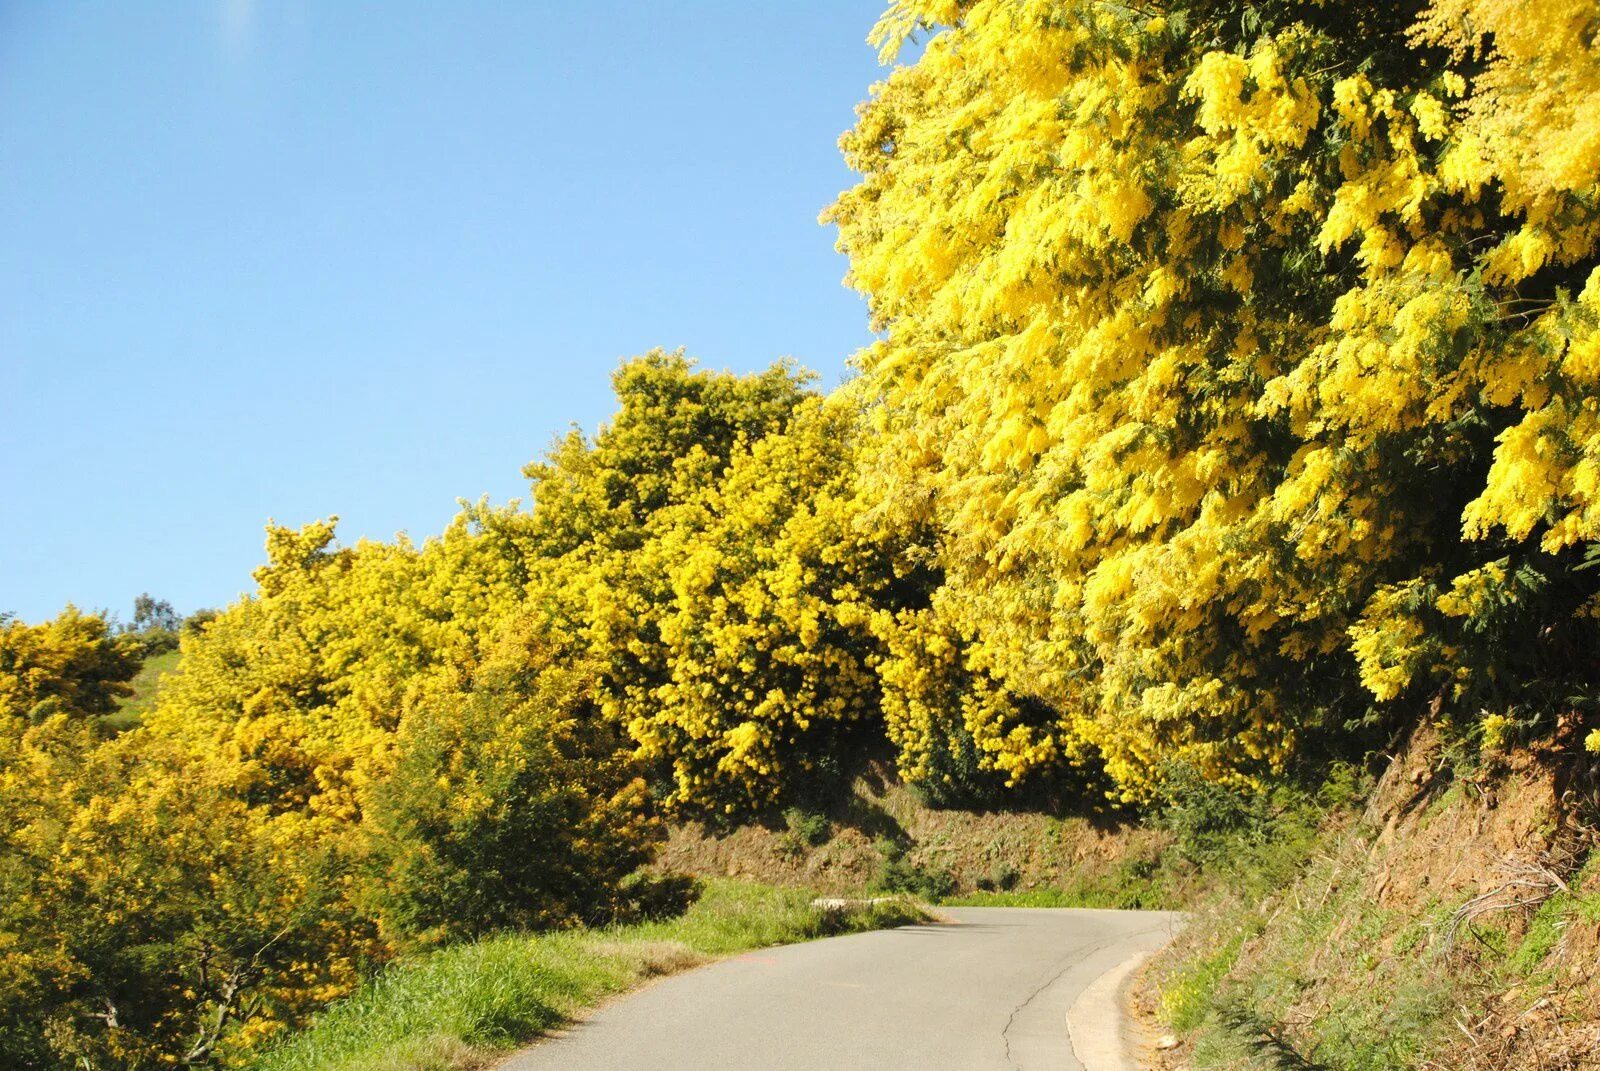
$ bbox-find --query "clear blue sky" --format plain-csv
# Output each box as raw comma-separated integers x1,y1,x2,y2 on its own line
1,1,890,623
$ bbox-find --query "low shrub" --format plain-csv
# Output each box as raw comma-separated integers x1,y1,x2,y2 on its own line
975,862,1020,892
870,838,956,900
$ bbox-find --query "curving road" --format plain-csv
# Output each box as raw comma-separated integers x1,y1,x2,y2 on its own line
500,907,1181,1071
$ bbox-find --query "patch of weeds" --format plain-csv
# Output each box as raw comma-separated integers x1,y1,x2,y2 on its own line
774,808,832,862
1172,836,1472,1071
1508,888,1571,975
1464,921,1510,958
946,847,1178,910
870,837,955,900
1157,756,1600,1071
1391,917,1429,958
781,807,831,848
974,861,1020,892
1566,853,1600,923
1308,975,1452,1071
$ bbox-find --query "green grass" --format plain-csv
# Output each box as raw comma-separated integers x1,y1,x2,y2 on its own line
1160,930,1248,1034
247,880,925,1071
940,888,1109,908
940,878,1176,910
1509,853,1600,976
103,648,181,731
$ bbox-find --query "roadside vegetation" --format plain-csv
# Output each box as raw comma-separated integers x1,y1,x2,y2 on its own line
249,882,923,1071
4,0,1600,1068
1148,725,1600,1070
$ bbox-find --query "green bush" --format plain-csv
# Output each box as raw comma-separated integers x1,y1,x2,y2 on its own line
613,872,702,924
362,639,660,944
1155,765,1272,868
780,807,832,851
975,862,1020,892
870,838,955,900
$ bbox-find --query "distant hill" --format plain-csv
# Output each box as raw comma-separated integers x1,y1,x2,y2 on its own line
103,648,180,732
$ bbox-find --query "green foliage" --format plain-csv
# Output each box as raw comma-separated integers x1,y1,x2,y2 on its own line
129,593,182,635
869,837,956,900
611,872,703,924
783,808,833,848
776,807,834,861
1154,764,1345,898
1156,765,1275,869
1508,855,1600,977
362,634,658,945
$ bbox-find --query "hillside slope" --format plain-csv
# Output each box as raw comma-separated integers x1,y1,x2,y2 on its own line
1147,722,1600,1071
102,647,180,731
658,767,1182,905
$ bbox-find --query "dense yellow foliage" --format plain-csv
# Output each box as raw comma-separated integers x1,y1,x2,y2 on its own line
516,353,1029,810
0,516,656,1066
827,0,1600,795
0,609,139,718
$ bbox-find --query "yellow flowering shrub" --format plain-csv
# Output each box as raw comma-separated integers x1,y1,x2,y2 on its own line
2,505,660,1065
0,608,140,720
518,354,1008,812
608,397,888,812
827,0,1600,797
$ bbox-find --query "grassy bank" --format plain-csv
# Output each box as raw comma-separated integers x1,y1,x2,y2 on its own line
659,769,1177,900
1145,728,1600,1071
249,881,923,1071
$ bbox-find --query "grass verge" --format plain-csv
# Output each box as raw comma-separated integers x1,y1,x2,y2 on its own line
248,880,925,1071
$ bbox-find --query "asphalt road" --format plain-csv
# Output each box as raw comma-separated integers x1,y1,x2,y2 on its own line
501,907,1182,1071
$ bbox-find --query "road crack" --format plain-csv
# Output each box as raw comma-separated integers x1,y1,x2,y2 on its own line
1000,924,1172,1070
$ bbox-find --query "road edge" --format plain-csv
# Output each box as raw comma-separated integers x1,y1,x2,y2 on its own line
1065,946,1158,1071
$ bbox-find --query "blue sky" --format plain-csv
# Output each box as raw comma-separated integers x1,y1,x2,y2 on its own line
1,1,890,623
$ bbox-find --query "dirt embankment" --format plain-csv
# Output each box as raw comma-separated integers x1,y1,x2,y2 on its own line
657,767,1172,899
1146,718,1600,1071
